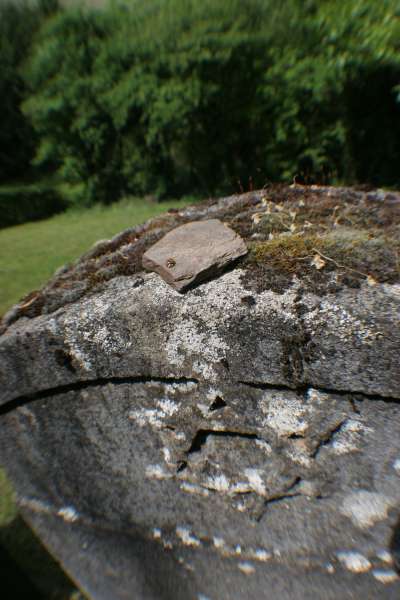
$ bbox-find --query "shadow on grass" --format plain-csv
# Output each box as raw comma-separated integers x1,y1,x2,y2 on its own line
0,514,82,599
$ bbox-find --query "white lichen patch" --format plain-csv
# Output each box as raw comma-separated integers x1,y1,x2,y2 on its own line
46,317,58,336
255,439,273,454
168,381,198,394
303,299,381,346
180,482,210,497
238,562,256,575
165,285,230,380
62,296,133,371
260,392,308,437
325,563,335,574
204,473,231,493
249,548,272,562
234,500,248,512
176,527,201,547
286,438,312,467
19,497,52,515
341,491,394,528
19,497,79,524
157,399,179,416
372,569,399,584
152,528,162,539
336,551,371,573
91,324,132,356
211,538,274,564
376,550,393,565
243,469,267,495
192,360,221,382
206,388,224,401
63,328,93,370
145,464,173,480
331,419,371,455
162,447,172,465
197,403,212,417
393,458,400,473
56,313,93,372
134,266,299,386
57,506,79,523
306,388,331,404
129,408,164,429
129,398,179,429
162,268,297,382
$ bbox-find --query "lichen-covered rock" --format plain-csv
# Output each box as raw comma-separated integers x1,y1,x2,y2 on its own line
0,184,400,600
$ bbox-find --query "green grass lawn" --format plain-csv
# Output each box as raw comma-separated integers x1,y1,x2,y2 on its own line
0,196,196,317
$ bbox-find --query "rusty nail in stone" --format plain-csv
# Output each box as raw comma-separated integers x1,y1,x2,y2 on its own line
166,258,176,268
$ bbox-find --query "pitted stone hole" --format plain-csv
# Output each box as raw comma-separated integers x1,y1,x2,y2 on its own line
187,430,259,455
287,433,304,440
390,514,400,574
54,349,76,374
209,396,227,412
177,461,187,473
349,398,361,414
220,358,230,371
241,295,256,307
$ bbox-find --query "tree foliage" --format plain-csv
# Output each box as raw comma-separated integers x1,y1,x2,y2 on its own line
0,0,58,183
19,0,400,203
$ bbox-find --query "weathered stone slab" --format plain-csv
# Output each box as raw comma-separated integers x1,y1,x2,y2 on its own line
142,219,248,291
1,185,400,600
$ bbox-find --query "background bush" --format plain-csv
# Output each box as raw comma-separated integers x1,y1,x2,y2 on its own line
9,0,400,206
0,182,66,229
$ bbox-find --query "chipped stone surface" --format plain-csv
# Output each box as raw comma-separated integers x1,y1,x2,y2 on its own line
336,551,371,573
341,491,394,529
372,569,399,584
142,219,248,291
0,186,400,599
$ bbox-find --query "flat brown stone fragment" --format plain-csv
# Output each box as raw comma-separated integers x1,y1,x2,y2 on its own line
142,219,248,291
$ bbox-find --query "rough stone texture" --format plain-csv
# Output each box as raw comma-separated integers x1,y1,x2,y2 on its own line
0,184,400,599
142,219,248,291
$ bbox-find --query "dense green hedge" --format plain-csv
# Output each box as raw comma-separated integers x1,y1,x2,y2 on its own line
11,0,400,205
0,183,66,229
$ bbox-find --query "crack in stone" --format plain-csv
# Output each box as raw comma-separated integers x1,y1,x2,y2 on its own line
0,375,199,417
186,429,261,456
237,380,400,404
2,373,398,425
255,477,303,521
390,515,400,574
310,420,348,459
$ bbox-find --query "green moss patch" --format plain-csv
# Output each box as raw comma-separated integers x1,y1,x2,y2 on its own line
242,228,400,295
0,468,17,527
231,185,400,295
